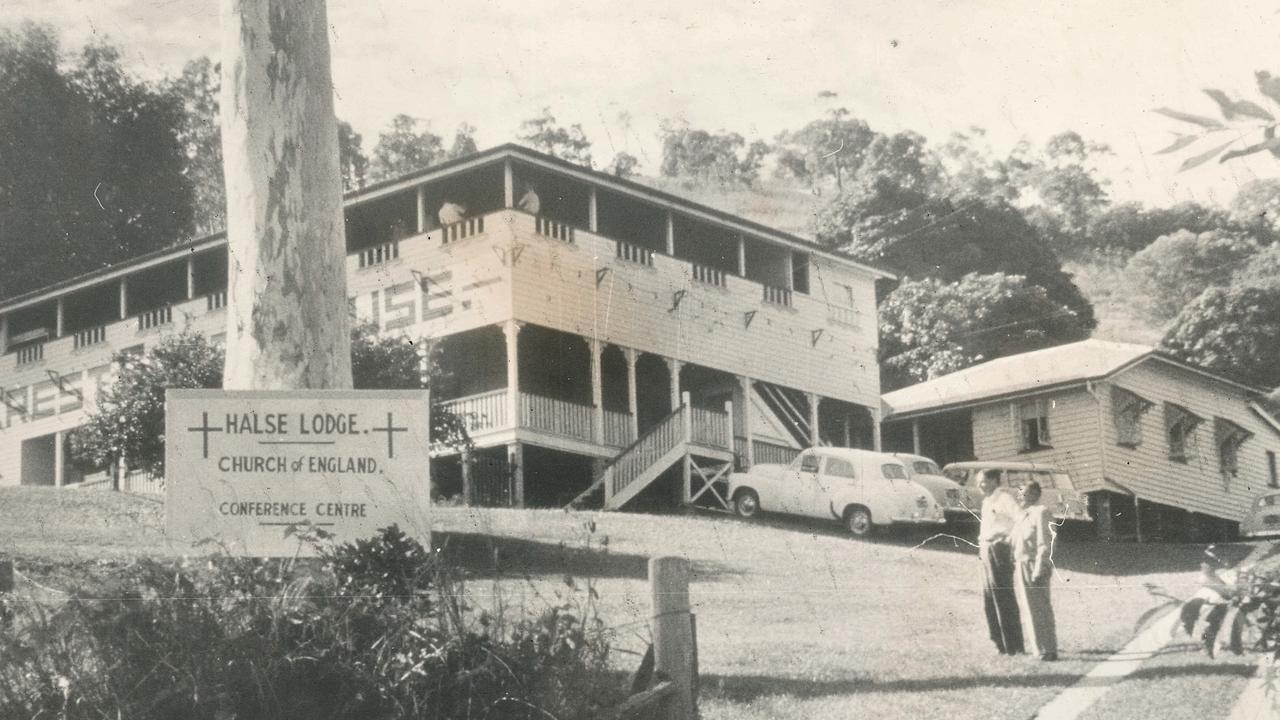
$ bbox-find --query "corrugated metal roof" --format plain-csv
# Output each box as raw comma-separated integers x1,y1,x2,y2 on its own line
882,339,1152,419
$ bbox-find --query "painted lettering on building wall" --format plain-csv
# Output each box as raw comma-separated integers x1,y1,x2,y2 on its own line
0,363,112,429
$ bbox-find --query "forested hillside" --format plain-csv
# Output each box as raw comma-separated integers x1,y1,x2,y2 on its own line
3,22,1278,397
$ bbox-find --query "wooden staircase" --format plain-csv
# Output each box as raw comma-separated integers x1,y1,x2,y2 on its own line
567,398,735,511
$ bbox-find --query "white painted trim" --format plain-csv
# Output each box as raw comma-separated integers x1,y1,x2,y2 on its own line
1250,401,1280,437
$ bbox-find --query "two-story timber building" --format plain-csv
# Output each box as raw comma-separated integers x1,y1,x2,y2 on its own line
0,145,892,510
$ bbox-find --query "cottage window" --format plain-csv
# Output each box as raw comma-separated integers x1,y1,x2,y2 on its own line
1111,387,1153,448
1164,403,1203,463
1016,399,1052,452
1214,418,1253,478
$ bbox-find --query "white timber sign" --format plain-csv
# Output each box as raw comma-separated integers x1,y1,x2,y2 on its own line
165,389,431,556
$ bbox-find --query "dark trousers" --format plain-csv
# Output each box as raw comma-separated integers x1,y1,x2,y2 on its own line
980,541,1024,654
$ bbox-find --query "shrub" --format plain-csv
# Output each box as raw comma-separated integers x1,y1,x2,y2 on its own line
0,527,622,720
878,272,1090,390
1159,283,1280,390
1173,551,1280,661
70,325,471,476
68,329,222,477
1126,229,1261,322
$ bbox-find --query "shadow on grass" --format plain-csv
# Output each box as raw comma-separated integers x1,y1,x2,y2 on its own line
433,531,736,580
704,663,1255,702
718,510,981,557
722,510,1269,576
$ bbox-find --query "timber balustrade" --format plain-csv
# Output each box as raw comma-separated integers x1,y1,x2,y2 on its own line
206,290,227,311
15,342,44,366
690,262,726,288
535,216,575,244
438,389,509,434
358,241,400,268
442,216,485,244
616,239,655,266
137,306,173,331
689,406,731,449
521,391,594,442
604,409,633,447
73,325,107,350
752,438,800,466
762,284,793,307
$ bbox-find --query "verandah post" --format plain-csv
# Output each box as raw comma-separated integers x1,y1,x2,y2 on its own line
681,391,692,505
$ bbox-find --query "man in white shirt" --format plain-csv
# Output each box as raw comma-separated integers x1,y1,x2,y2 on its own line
978,471,1025,655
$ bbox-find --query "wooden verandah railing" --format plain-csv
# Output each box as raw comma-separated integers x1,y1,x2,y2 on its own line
435,389,640,449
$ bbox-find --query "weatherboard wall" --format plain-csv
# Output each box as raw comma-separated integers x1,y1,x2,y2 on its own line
1,205,885,486
1097,361,1280,522
0,295,228,486
506,212,881,408
970,387,1106,491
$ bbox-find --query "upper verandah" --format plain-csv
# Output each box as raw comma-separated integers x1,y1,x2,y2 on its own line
0,143,893,317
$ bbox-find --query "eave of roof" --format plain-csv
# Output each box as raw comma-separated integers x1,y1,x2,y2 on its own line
1,145,893,314
882,339,1271,422
883,378,1094,421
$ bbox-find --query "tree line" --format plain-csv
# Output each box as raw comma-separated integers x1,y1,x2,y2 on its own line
3,22,1278,397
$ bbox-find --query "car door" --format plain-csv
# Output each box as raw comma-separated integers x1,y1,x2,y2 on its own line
778,451,821,516
816,456,858,517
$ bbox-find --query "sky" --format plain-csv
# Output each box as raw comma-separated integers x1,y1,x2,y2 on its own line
4,0,1279,208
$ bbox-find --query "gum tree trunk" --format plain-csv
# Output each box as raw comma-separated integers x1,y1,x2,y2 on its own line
219,0,352,390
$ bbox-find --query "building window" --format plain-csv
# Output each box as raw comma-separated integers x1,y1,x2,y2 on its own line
1111,387,1153,448
1269,451,1278,489
1213,418,1253,478
1016,399,1052,452
1164,403,1203,463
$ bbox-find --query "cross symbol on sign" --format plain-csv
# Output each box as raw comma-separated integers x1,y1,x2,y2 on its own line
371,412,409,458
187,411,223,459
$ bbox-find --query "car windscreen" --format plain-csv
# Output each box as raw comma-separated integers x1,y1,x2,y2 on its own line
882,463,908,480
944,468,970,485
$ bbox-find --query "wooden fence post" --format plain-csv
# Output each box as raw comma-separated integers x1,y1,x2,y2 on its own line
650,556,696,720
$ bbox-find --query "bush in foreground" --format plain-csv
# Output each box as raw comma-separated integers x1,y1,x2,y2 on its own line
0,526,621,719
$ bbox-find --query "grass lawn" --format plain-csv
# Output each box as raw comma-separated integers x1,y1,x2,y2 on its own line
1075,640,1257,720
0,486,1269,719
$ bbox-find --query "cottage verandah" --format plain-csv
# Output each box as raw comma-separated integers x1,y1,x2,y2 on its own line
0,145,890,509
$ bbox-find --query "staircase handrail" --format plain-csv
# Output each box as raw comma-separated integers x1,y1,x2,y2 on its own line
564,403,687,509
601,403,686,473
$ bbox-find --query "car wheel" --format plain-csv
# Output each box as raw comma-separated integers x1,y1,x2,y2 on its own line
845,507,873,538
735,490,760,519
